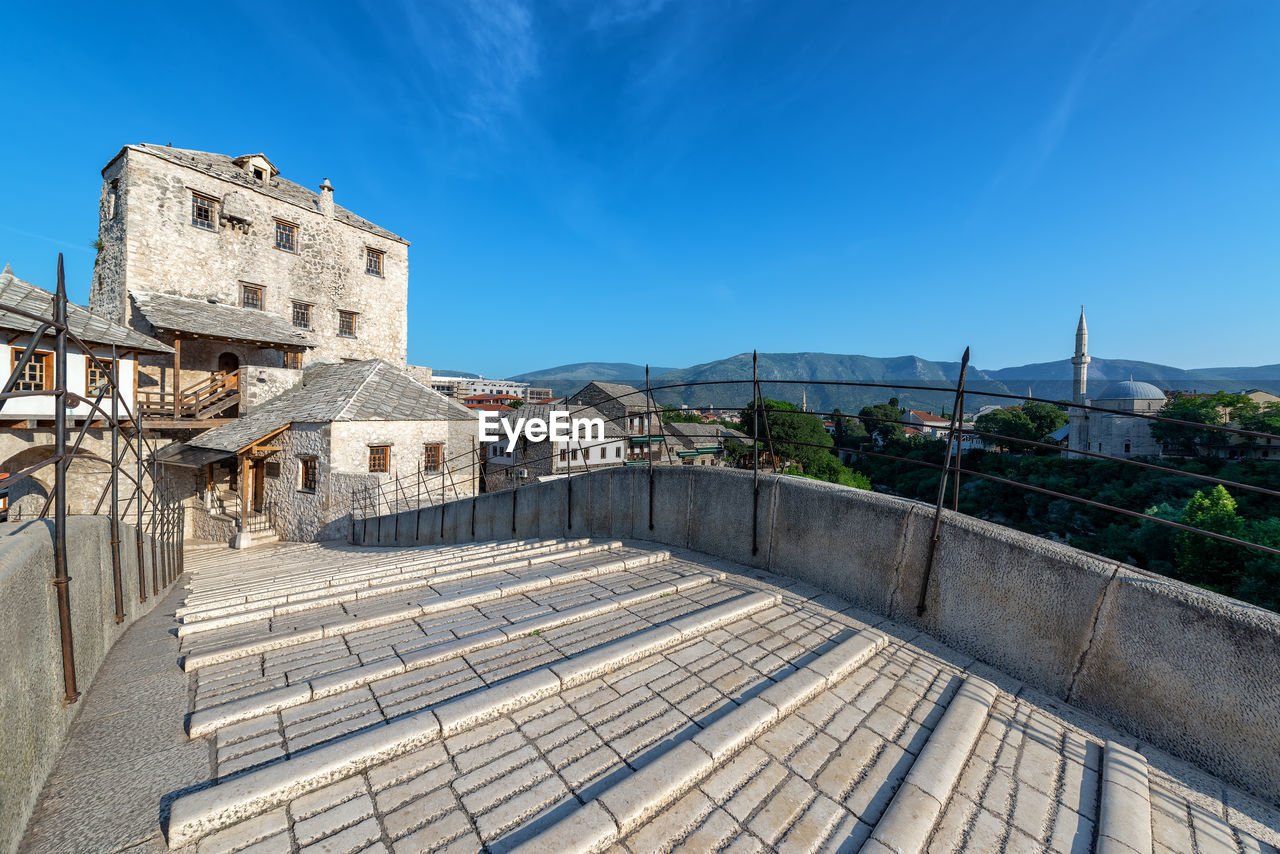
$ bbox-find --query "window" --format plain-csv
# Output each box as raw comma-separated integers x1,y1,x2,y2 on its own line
559,448,567,462
242,284,264,310
86,359,116,397
107,179,119,220
253,167,265,181
615,446,621,458
284,351,302,370
1124,442,1131,454
368,445,389,473
338,310,358,338
10,350,52,391
366,248,384,277
275,220,297,252
423,443,442,472
191,193,216,230
299,457,317,492
291,301,311,329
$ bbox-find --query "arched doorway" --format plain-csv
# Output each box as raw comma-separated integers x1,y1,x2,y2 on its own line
217,352,240,375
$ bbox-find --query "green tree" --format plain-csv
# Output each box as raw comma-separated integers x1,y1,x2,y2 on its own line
1020,400,1068,441
1237,402,1280,442
974,407,1037,452
661,405,704,424
1175,485,1244,591
858,399,903,444
1151,392,1251,456
741,398,868,488
831,407,868,448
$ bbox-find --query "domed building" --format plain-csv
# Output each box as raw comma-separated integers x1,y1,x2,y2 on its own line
1066,310,1168,459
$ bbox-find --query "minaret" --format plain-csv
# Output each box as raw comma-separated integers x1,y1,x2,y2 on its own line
1068,307,1090,457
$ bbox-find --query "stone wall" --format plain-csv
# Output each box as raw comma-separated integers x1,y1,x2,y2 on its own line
91,146,409,369
352,465,1280,806
239,365,304,413
0,516,170,854
330,418,479,505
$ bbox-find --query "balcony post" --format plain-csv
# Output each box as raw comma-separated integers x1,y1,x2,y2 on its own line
171,336,181,419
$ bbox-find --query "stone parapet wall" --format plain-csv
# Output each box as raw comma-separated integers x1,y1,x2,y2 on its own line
0,517,170,854
352,465,1280,807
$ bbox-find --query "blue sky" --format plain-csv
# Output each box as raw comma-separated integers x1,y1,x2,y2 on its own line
2,0,1277,377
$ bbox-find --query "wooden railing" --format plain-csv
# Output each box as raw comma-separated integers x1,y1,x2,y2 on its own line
138,369,241,420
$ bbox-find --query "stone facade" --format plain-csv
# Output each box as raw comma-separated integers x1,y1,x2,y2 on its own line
239,366,304,413
91,145,410,376
249,418,477,543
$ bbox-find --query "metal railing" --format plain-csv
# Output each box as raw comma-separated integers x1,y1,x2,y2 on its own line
0,254,185,704
349,349,1280,613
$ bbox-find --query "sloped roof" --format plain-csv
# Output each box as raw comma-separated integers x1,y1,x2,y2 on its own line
189,360,475,452
131,290,313,349
495,403,628,440
569,381,656,412
663,422,747,440
114,144,407,244
0,267,172,354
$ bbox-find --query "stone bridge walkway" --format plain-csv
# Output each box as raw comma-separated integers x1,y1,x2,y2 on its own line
19,538,1280,853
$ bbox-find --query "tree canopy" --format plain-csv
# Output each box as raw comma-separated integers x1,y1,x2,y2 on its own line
740,398,869,488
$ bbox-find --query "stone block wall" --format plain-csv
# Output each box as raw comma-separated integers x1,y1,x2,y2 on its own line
91,146,409,370
0,517,170,854
352,465,1280,806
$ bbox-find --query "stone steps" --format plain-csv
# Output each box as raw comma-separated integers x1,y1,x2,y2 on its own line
180,538,555,610
187,570,726,738
166,590,782,847
178,540,622,634
179,548,673,670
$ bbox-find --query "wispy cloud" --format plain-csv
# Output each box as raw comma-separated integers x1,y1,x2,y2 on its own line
372,0,540,133
984,0,1204,199
583,0,675,31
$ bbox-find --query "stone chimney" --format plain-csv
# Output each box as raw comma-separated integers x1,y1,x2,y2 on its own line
319,179,334,218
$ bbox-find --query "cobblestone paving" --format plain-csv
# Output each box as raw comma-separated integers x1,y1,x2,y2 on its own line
46,537,1280,854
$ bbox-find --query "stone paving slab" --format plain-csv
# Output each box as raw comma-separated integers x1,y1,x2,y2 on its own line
18,538,1280,854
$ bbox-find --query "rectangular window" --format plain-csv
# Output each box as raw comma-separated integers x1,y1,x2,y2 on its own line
615,446,621,458
284,351,302,370
368,445,389,473
299,457,317,492
366,248,384,277
423,443,442,472
338,310,358,338
291,301,311,329
86,358,116,397
191,193,216,230
242,284,264,310
10,350,52,391
275,220,297,252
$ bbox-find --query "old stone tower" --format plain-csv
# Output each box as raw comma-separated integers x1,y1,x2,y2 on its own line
1067,306,1090,458
90,144,410,380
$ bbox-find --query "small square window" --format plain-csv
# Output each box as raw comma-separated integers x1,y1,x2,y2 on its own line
366,248,384,277
291,301,311,329
299,457,317,492
284,351,302,370
191,193,216,230
368,445,389,473
338,310,358,338
423,443,443,472
11,350,52,391
86,358,116,397
275,220,297,252
242,284,264,310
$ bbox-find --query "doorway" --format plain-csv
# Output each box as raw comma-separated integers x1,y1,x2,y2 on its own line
249,459,266,513
217,352,240,375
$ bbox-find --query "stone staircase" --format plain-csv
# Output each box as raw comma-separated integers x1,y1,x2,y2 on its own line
157,538,1280,853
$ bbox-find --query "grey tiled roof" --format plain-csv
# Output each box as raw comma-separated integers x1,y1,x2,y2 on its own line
569,381,656,412
662,421,747,451
190,360,475,452
496,403,628,439
0,267,172,354
118,145,407,244
131,291,314,349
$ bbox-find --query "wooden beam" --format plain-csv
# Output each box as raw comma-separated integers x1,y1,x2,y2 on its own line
236,423,291,455
172,337,182,419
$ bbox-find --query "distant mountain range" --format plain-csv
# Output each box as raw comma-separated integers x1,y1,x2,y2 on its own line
504,352,1280,415
508,362,677,396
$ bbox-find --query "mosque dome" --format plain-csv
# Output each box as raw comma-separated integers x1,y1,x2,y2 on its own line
1096,380,1165,401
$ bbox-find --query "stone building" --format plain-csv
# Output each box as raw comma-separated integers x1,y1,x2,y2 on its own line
0,266,172,517
662,422,749,466
482,402,629,489
567,381,662,462
90,144,410,430
162,359,477,543
1066,309,1166,459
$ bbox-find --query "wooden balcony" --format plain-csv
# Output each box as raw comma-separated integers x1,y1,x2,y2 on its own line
139,369,241,426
